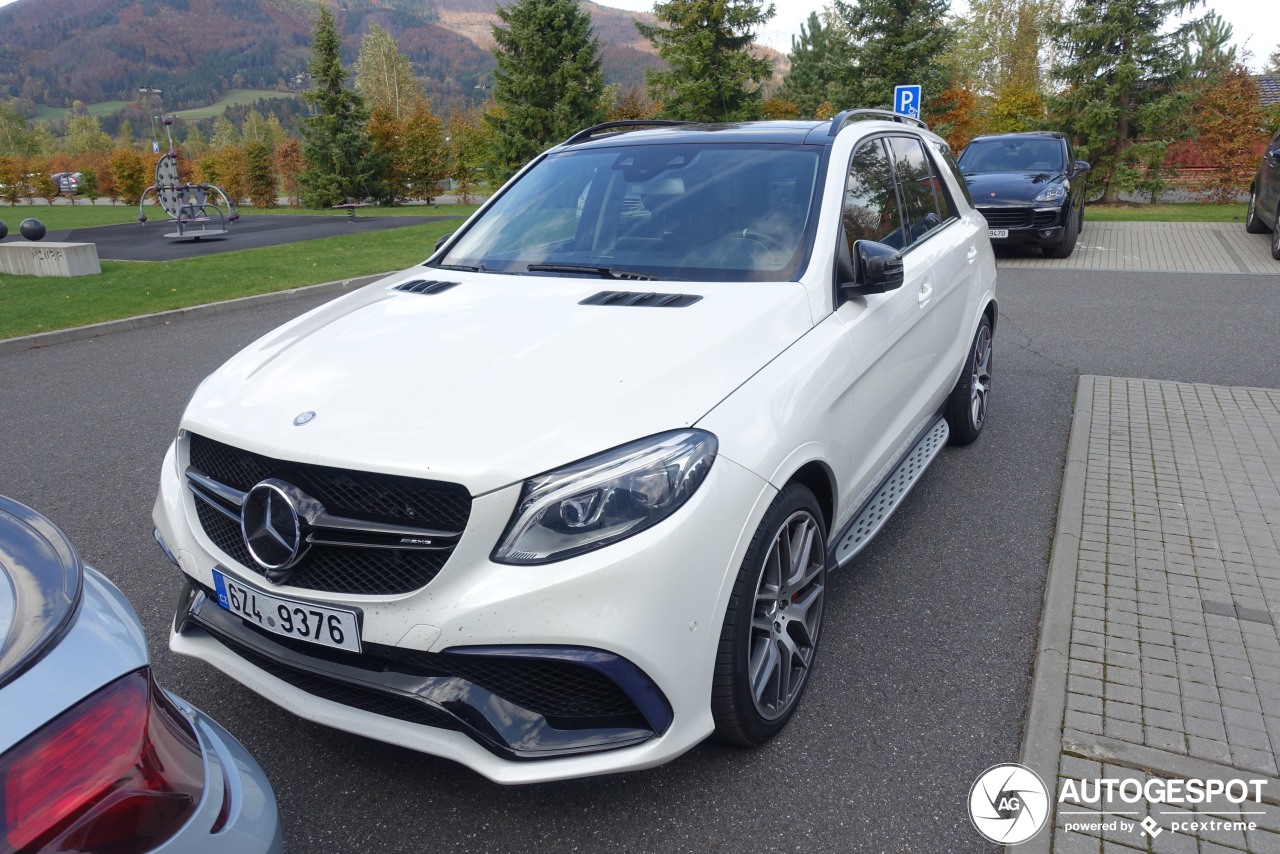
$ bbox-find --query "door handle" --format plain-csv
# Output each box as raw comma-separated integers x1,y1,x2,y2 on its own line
919,280,934,307
966,245,978,264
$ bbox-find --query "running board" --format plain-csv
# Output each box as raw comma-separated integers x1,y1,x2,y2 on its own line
829,418,950,568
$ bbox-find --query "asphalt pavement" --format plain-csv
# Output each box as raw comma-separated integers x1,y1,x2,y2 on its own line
0,223,1278,852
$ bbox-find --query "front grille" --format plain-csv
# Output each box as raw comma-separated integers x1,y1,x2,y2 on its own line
979,208,1063,230
979,208,1031,228
189,433,471,530
187,433,471,595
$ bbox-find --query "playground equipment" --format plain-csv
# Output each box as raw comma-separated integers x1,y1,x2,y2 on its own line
138,117,239,240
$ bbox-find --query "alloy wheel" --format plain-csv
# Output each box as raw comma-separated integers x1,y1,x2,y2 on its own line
748,509,825,720
969,323,993,430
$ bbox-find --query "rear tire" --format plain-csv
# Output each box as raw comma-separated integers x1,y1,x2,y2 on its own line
1272,205,1280,260
945,315,993,446
712,484,826,747
1245,186,1268,234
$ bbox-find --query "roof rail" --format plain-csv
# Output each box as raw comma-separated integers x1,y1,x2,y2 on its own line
561,120,696,147
827,109,928,136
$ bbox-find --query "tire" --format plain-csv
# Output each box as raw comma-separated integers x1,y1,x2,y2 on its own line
945,315,993,446
712,483,827,747
1245,186,1268,234
1077,200,1085,231
1272,206,1280,260
1043,206,1078,258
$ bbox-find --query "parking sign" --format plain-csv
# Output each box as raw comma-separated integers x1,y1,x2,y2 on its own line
894,85,922,119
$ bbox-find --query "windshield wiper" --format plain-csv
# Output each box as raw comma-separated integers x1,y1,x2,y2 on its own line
525,263,659,281
433,263,484,272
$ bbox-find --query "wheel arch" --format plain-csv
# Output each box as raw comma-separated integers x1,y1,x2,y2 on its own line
780,460,836,538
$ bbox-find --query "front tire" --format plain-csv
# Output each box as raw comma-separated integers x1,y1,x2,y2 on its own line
945,315,993,446
1245,186,1268,234
712,484,827,747
1044,206,1079,258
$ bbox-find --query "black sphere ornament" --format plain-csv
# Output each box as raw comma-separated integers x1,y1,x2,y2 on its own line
0,220,7,240
19,218,46,241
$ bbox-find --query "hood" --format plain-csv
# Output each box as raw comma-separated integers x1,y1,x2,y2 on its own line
181,272,815,495
963,170,1067,204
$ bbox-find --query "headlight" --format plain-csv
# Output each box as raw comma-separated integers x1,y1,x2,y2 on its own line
1033,184,1067,202
493,430,717,565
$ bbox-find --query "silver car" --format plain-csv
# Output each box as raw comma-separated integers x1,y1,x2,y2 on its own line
0,496,282,853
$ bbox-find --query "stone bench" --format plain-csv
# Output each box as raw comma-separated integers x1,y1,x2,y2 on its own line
0,242,101,277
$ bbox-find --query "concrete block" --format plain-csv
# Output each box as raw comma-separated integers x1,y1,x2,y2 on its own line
0,242,101,277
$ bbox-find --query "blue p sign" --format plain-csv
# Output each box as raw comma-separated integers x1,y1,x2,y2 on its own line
894,85,922,119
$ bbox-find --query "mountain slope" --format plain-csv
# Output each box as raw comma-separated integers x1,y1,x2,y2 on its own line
0,0,660,111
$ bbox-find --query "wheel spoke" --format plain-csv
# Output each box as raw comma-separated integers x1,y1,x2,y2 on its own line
749,634,779,705
787,585,824,647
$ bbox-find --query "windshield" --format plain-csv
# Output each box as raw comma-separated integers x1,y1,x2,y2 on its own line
958,139,1066,174
435,143,821,282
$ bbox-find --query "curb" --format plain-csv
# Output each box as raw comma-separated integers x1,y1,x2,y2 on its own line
0,273,391,356
1013,374,1096,854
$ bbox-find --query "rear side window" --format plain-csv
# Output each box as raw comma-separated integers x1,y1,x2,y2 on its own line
886,136,946,244
842,139,907,251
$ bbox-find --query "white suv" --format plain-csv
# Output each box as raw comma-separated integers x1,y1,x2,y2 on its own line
153,112,997,783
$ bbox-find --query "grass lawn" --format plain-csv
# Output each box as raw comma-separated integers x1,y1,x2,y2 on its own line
0,216,465,340
0,203,477,231
169,89,300,121
1084,202,1248,222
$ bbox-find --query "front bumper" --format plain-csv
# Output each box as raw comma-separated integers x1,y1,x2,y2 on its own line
155,440,776,783
978,205,1068,247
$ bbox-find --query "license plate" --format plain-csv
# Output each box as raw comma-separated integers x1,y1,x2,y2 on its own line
212,569,361,652
988,228,1009,239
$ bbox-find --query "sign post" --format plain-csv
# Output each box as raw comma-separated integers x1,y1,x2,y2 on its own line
893,85,922,119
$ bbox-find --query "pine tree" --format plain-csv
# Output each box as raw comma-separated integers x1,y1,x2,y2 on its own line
299,5,389,207
781,12,846,119
637,0,775,122
1050,0,1203,202
828,0,954,111
488,0,605,182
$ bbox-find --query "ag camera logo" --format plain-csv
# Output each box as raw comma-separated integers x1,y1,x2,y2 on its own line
969,763,1049,844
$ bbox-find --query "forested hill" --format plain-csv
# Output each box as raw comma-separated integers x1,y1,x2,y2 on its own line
0,0,660,111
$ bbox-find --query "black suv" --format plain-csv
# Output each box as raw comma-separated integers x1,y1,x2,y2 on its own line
1245,129,1280,260
958,131,1090,258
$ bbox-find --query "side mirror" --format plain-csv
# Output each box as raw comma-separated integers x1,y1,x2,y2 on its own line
434,232,454,251
838,239,905,298
1074,160,1091,174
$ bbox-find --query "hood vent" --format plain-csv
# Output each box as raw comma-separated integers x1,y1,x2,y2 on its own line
394,279,461,295
580,291,702,308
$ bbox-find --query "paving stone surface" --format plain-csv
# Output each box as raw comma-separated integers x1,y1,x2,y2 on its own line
996,222,1280,274
1024,377,1280,853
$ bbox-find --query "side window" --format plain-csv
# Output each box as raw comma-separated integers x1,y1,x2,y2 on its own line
932,140,973,209
842,138,907,252
887,136,945,245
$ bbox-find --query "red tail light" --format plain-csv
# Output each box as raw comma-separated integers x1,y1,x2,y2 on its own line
1,668,204,854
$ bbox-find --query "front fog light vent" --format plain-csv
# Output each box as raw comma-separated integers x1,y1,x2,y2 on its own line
394,279,461,295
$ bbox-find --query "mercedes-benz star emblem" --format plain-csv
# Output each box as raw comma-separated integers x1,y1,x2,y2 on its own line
293,411,316,426
241,481,304,570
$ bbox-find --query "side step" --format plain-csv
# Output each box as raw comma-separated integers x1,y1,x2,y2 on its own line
829,418,950,568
